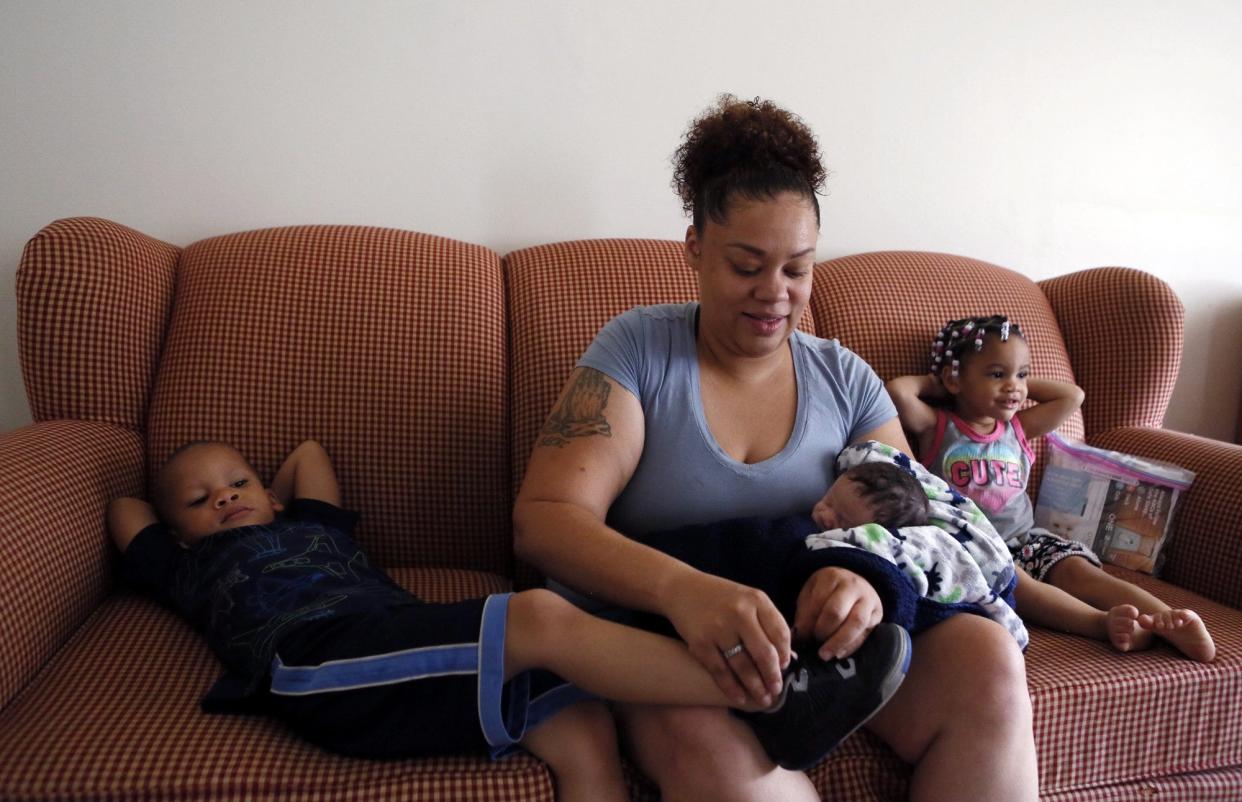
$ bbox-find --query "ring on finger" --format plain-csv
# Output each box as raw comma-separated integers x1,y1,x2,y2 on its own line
721,642,745,659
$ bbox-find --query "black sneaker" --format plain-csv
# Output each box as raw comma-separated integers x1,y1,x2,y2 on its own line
742,623,912,771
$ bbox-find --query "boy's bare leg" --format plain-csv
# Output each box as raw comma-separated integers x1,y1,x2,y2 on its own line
1048,557,1215,661
502,589,767,710
521,700,628,802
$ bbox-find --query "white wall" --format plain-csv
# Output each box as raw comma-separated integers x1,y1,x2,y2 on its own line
3,0,1240,440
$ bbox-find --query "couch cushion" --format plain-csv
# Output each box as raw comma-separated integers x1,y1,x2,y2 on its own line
797,568,1242,801
505,238,815,494
1025,568,1242,796
145,226,511,573
808,251,1085,486
0,570,553,802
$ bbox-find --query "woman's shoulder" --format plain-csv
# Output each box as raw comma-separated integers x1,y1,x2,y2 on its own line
606,301,696,327
792,330,869,367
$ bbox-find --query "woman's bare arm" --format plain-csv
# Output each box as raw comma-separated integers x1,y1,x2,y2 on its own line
514,367,789,706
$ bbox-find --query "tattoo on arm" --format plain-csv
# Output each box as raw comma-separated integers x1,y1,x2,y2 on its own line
539,369,613,448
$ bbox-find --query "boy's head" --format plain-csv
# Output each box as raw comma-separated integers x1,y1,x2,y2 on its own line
154,442,282,543
811,462,930,531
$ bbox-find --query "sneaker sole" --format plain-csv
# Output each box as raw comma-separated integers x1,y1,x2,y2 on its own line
833,625,911,744
782,625,913,771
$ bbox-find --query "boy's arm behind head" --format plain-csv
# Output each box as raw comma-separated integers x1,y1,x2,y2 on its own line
270,440,341,506
108,497,159,553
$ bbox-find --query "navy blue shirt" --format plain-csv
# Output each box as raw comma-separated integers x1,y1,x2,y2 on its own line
123,499,415,704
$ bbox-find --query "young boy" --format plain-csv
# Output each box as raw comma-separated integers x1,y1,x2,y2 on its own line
109,440,910,795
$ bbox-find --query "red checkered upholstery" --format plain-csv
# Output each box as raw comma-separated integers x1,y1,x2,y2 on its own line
145,225,512,574
0,421,144,708
17,218,179,430
5,221,1241,802
1039,267,1183,436
1024,568,1242,798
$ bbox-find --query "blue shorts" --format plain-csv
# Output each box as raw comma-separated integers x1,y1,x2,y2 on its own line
265,593,592,758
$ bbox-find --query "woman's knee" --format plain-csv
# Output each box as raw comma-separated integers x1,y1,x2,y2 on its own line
946,618,1031,725
872,615,1031,758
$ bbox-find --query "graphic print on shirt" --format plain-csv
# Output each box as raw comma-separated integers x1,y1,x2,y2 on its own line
937,440,1026,515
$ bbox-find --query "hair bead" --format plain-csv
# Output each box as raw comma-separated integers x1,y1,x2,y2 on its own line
929,315,1027,376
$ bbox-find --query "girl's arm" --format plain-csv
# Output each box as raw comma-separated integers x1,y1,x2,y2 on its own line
1016,378,1084,440
270,440,341,506
885,374,944,438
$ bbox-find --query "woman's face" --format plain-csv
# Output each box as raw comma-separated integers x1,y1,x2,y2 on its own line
685,191,819,360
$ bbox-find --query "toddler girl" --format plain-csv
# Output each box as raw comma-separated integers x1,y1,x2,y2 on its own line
887,315,1214,662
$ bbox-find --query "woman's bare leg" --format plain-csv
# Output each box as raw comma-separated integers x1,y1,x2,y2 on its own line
864,614,1039,802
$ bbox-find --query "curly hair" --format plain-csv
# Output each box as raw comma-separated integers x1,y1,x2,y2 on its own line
672,94,827,231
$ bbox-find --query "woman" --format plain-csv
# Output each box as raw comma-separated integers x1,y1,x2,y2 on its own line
514,95,1038,801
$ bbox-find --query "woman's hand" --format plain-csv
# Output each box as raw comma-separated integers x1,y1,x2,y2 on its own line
793,567,883,660
663,571,791,708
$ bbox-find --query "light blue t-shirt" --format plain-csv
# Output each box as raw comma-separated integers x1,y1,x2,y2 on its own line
578,302,897,537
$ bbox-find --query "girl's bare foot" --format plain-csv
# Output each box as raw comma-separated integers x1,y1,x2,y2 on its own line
1107,604,1153,652
1139,609,1216,662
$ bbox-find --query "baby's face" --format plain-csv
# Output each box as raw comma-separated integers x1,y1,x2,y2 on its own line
811,475,876,531
159,444,282,543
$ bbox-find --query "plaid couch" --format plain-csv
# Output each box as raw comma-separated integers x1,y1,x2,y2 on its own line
2,218,1239,801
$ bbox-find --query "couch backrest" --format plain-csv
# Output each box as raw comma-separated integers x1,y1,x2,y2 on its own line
505,238,817,493
807,251,1085,484
1038,267,1182,436
144,225,513,573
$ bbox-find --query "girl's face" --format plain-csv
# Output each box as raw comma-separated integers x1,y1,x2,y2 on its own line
684,191,818,361
943,334,1031,430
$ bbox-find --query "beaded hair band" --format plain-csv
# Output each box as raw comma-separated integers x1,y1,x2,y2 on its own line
929,315,1025,377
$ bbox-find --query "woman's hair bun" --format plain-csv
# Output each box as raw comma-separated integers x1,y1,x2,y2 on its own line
673,94,826,227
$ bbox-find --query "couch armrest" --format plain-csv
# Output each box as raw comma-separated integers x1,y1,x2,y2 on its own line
1039,268,1183,437
0,421,144,708
1087,426,1242,608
